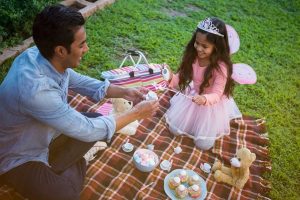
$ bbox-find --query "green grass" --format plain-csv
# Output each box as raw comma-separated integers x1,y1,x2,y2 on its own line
1,0,299,199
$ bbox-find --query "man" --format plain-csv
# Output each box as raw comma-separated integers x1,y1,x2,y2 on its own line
0,5,159,200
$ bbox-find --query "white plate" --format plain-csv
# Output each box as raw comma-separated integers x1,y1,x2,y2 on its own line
164,169,207,200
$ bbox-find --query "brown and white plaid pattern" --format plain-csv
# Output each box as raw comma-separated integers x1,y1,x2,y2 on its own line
79,91,271,200
0,75,271,200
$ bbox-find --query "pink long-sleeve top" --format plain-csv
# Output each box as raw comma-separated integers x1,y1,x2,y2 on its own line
169,59,228,106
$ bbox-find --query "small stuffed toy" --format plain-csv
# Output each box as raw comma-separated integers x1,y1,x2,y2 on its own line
212,147,256,189
110,98,139,135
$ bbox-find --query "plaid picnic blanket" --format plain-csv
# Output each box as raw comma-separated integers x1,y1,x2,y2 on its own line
0,72,271,200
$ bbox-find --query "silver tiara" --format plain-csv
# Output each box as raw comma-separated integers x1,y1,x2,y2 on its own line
197,18,224,37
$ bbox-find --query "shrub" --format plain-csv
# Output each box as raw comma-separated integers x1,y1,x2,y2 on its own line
0,0,60,51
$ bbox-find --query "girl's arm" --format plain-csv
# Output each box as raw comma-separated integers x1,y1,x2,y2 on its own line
168,73,180,90
194,64,228,106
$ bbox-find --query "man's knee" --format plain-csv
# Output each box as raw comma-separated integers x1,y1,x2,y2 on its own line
32,181,81,200
3,161,83,200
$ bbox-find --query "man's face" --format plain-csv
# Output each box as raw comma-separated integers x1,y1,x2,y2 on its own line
65,26,89,68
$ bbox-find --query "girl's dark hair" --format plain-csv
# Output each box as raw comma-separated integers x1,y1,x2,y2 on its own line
177,17,234,97
32,5,85,59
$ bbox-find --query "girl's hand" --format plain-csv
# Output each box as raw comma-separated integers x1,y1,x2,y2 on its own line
192,95,207,105
123,87,148,105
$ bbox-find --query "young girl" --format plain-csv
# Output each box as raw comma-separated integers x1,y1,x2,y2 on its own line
165,17,242,150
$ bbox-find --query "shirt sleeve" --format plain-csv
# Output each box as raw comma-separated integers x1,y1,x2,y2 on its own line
202,64,228,105
68,69,110,102
20,87,116,142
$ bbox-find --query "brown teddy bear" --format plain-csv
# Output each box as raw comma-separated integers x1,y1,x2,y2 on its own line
110,98,139,135
212,147,256,189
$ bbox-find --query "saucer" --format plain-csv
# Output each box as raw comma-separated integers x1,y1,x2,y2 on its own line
122,143,134,152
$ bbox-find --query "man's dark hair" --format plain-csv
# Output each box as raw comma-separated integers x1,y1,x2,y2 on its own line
32,5,85,59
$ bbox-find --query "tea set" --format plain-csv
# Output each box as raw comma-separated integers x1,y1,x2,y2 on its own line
121,140,211,175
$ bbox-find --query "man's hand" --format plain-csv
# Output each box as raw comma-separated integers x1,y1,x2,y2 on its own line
114,100,160,131
192,95,207,105
123,87,148,105
132,100,160,119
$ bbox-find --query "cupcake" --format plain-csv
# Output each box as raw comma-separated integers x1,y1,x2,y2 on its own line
168,176,181,190
178,169,188,183
188,184,201,198
188,175,200,186
175,184,188,199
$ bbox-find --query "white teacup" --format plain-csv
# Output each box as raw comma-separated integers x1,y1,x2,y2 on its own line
162,68,171,81
147,144,154,151
200,162,211,173
160,159,172,171
174,146,182,154
145,91,158,101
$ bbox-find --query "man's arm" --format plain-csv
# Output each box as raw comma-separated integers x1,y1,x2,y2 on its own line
20,85,159,143
114,100,159,131
20,87,116,143
68,69,110,102
105,84,128,98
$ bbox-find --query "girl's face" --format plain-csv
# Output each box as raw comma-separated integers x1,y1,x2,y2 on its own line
194,32,214,61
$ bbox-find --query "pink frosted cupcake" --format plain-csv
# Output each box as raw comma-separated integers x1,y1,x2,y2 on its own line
168,176,181,190
175,184,188,199
188,184,201,198
188,174,200,186
178,169,188,183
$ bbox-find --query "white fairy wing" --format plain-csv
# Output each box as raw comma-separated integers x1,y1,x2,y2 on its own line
232,63,257,85
226,24,240,55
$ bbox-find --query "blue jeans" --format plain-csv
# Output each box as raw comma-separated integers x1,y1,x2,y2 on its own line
2,112,102,200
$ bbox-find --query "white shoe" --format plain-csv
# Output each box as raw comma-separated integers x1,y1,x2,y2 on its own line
84,141,107,164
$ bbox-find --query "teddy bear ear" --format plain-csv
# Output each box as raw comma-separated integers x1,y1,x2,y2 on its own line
251,153,256,162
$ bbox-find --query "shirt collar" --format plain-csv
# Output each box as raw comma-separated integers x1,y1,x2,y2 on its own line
34,46,68,83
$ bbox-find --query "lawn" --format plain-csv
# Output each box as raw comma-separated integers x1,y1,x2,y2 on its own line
1,0,299,199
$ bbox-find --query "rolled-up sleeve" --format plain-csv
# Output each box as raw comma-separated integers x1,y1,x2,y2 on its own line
68,69,110,102
20,87,116,142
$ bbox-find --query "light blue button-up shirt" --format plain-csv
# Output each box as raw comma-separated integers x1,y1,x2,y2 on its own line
0,46,116,175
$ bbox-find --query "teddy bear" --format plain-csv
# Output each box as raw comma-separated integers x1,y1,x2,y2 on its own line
211,147,256,189
110,98,139,135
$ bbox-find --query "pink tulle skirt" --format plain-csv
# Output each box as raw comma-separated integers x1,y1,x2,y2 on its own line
165,93,242,147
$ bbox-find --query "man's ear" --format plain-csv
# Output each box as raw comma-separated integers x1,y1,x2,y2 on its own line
54,46,68,58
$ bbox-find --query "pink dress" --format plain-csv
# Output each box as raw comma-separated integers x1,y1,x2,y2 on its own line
165,59,242,150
